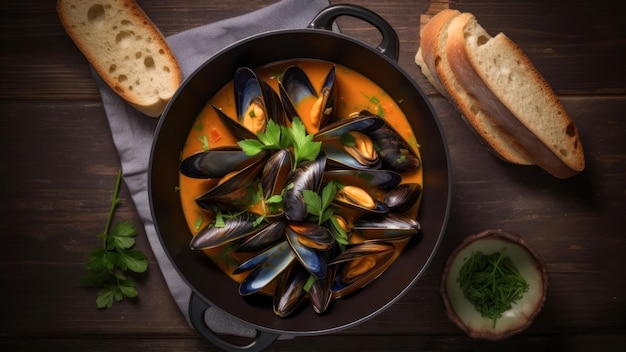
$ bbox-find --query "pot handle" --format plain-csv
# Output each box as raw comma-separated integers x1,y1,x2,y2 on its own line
189,292,280,352
308,4,400,62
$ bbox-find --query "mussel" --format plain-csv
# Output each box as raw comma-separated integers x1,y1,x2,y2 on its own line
237,218,287,253
286,223,327,279
190,211,266,250
261,148,292,200
234,67,285,134
384,183,422,213
315,114,385,170
279,65,337,134
195,157,265,211
234,240,296,296
360,110,421,173
180,146,268,179
283,154,327,222
273,264,309,318
352,213,421,240
328,241,396,297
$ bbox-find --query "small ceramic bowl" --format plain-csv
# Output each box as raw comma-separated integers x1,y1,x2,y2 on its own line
441,229,549,340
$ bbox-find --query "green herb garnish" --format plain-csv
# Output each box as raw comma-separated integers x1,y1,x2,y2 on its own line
238,118,290,155
79,170,148,309
303,182,337,225
238,117,320,169
303,274,316,293
457,248,529,327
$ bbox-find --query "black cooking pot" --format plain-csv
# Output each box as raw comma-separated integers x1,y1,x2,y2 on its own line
149,4,450,351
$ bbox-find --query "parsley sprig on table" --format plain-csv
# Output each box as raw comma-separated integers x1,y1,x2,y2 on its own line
79,170,149,309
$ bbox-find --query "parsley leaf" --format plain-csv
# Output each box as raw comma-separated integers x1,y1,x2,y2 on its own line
289,117,321,165
79,170,149,309
302,182,338,225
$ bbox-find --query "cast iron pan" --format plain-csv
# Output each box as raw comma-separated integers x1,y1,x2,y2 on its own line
149,4,451,351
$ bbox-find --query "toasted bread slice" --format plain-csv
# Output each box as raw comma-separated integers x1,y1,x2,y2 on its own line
416,9,534,165
445,12,584,178
57,0,182,117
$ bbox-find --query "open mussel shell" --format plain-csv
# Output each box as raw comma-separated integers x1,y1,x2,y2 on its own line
190,211,266,250
352,213,421,240
364,114,421,173
212,104,257,141
234,240,296,296
195,158,265,211
286,223,327,279
180,146,268,179
283,154,327,222
261,148,292,200
315,114,385,170
327,241,396,297
331,185,388,223
234,67,286,134
279,65,337,134
288,222,335,251
273,264,310,318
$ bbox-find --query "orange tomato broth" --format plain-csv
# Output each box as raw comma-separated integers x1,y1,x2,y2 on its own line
179,59,423,290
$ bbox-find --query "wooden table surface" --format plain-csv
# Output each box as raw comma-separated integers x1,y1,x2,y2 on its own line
1,0,625,351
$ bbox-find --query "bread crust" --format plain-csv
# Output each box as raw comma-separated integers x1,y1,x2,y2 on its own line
445,13,584,178
417,10,534,165
57,0,182,117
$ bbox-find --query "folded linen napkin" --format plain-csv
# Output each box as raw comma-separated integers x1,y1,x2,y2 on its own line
93,0,331,338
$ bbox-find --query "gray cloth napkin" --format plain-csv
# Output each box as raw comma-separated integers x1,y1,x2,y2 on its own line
94,0,331,338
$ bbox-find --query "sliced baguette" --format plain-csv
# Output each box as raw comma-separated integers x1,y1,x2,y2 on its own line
416,9,534,165
57,0,182,117
445,13,584,178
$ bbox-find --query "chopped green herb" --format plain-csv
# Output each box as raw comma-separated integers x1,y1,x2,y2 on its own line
79,170,148,309
303,275,316,292
457,248,529,327
197,134,210,151
193,122,204,131
194,212,204,232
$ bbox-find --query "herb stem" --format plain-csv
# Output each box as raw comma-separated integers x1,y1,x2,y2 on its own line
104,170,123,243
